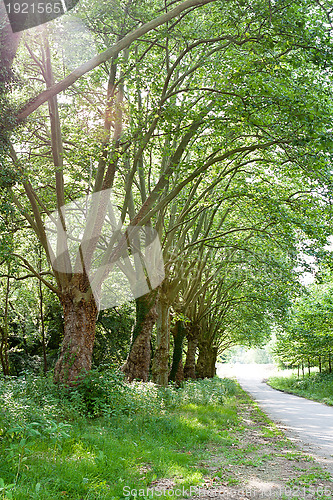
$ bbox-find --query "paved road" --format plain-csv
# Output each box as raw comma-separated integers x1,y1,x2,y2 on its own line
217,363,333,472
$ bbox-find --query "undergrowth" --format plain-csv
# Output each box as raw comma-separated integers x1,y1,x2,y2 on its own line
0,370,239,499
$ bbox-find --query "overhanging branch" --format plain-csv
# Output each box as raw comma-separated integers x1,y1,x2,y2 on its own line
17,0,217,121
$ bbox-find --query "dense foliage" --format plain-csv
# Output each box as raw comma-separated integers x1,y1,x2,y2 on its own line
0,0,333,384
274,282,333,374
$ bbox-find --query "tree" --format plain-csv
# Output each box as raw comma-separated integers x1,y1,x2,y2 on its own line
0,3,21,165
150,145,329,383
3,0,333,386
4,0,223,385
275,281,333,374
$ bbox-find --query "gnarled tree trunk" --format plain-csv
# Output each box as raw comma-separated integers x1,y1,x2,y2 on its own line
183,323,200,380
196,341,218,379
122,292,157,382
53,293,98,385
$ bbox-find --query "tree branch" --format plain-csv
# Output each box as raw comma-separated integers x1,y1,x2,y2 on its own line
17,0,217,121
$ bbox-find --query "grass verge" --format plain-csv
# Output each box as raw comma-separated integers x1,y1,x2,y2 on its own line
0,370,332,499
268,371,333,406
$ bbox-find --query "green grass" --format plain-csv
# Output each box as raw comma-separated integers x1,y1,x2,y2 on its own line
268,371,333,406
0,371,241,499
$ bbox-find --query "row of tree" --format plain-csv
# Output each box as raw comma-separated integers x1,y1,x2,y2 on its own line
1,0,333,385
275,277,333,375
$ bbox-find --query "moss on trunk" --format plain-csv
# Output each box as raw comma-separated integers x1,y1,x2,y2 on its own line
169,320,185,383
184,323,200,380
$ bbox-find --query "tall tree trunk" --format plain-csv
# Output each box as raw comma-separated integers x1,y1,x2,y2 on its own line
196,342,218,379
39,279,48,374
169,320,185,383
0,14,21,152
175,357,184,384
184,323,199,380
196,340,207,379
0,3,21,65
0,325,9,376
38,249,48,374
329,352,332,373
53,294,98,385
0,272,11,375
152,291,170,386
318,356,322,373
122,292,157,382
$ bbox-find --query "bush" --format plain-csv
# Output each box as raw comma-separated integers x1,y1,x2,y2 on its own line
65,371,237,418
67,368,133,418
268,371,333,406
0,369,239,427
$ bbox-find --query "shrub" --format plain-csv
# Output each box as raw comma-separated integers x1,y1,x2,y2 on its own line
67,368,132,417
0,369,239,426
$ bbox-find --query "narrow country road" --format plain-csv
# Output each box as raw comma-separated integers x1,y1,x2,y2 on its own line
217,363,333,473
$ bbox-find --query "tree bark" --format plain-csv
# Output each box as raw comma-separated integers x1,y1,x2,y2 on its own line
122,292,157,382
184,323,200,380
0,3,21,72
196,342,218,379
53,293,98,386
0,272,11,376
0,3,21,150
169,320,185,383
152,291,170,386
39,278,48,374
38,248,48,374
0,325,9,376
